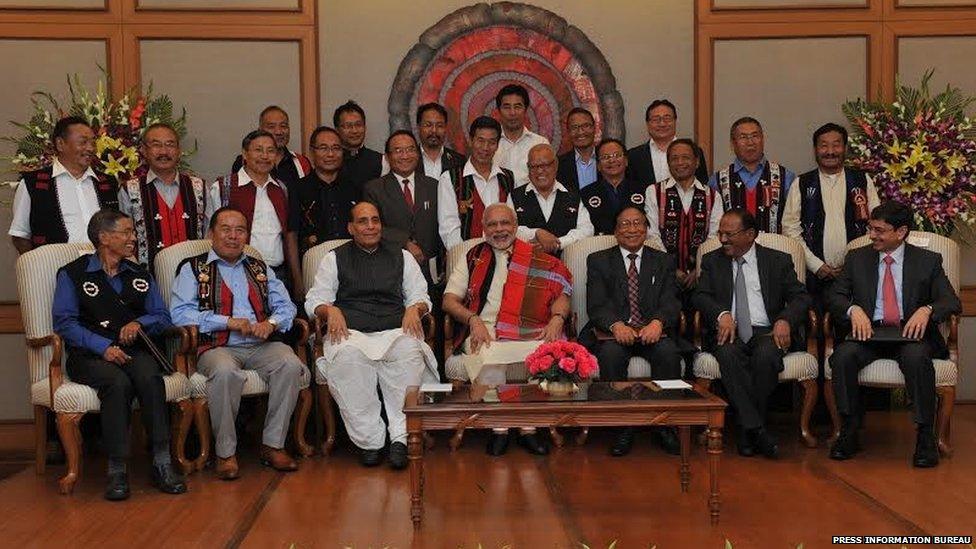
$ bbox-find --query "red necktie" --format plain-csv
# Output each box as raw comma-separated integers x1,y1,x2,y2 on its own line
402,178,414,210
882,254,900,326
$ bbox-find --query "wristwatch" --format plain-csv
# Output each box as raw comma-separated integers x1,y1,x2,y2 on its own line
267,318,279,328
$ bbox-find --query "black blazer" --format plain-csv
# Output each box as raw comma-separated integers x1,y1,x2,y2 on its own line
556,149,589,192
363,173,440,270
625,141,709,186
693,244,810,351
416,146,466,179
827,243,960,358
582,245,681,337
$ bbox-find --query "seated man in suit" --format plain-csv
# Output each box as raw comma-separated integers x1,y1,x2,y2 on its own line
556,107,598,192
510,143,594,255
580,205,684,456
305,201,439,469
53,209,186,500
364,130,440,283
580,138,648,236
693,208,810,458
827,201,960,467
171,207,305,480
442,203,573,456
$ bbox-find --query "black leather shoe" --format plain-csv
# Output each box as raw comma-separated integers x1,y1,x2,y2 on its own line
829,429,861,461
753,428,779,459
360,448,383,467
912,426,939,468
736,431,756,457
609,428,635,457
657,427,681,456
104,472,130,501
389,441,408,470
518,432,549,455
486,432,510,456
151,464,187,495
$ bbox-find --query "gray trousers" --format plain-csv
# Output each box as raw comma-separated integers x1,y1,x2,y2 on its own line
197,341,304,458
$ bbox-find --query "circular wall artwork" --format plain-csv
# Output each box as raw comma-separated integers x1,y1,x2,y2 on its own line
388,2,625,155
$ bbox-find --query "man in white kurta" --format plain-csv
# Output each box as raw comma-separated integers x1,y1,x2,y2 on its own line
305,201,439,469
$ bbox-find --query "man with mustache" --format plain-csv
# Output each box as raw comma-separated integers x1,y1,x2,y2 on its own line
231,106,311,190
54,209,186,499
118,123,206,270
782,123,880,316
9,116,119,253
415,102,465,178
442,203,573,456
171,207,306,480
556,107,599,192
708,117,796,234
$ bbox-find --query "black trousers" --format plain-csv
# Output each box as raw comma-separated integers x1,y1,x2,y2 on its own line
595,337,682,382
829,338,936,425
711,328,783,430
66,348,169,460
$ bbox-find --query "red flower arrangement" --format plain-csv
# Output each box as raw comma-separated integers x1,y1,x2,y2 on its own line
525,340,598,384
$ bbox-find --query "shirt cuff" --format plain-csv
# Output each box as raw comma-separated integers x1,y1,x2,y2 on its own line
91,335,113,357
202,314,230,333
846,305,856,319
717,311,731,324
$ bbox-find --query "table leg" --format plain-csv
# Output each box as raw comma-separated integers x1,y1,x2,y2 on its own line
706,427,722,525
679,426,691,493
408,430,424,529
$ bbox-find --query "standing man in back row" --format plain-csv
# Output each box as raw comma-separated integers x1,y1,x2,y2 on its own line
493,84,549,188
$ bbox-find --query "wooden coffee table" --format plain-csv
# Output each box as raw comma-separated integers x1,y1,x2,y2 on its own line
403,381,727,529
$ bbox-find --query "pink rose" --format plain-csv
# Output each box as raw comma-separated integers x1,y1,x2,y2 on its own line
558,357,577,373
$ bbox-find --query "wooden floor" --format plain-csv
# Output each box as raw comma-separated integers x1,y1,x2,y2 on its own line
0,407,973,548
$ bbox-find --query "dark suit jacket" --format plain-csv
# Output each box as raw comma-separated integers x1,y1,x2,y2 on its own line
827,243,960,358
363,173,440,275
582,245,681,339
693,244,810,351
416,147,466,179
625,141,709,186
556,149,594,193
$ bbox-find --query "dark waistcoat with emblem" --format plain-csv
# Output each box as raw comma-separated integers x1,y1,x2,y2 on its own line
797,168,870,264
21,166,118,248
333,242,405,333
510,186,581,237
580,178,648,235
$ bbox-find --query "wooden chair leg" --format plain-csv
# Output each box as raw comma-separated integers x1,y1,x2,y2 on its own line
935,385,955,458
34,406,47,475
293,388,313,458
824,380,841,445
798,379,818,448
316,384,336,455
171,399,194,474
191,398,212,472
55,412,84,495
695,379,713,446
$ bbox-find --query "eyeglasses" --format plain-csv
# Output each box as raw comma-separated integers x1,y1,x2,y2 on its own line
527,160,556,171
617,219,647,229
733,132,762,143
599,152,624,161
569,122,594,132
717,228,749,239
649,115,675,124
390,146,418,155
144,140,179,150
339,121,364,130
419,122,446,130
310,144,344,153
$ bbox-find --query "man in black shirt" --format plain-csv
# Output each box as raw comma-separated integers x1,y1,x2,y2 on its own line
334,100,382,191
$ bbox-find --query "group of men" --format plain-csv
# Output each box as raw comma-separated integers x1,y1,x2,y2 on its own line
16,83,959,501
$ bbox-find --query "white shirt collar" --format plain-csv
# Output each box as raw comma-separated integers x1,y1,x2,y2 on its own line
648,137,675,153
740,243,758,265
237,166,282,188
526,180,568,196
422,146,444,162
881,242,906,263
51,158,97,182
393,171,416,183
503,127,534,144
463,159,503,180
661,177,707,192
146,169,179,185
619,245,643,263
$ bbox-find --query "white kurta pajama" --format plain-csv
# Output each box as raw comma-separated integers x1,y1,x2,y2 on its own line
305,249,439,450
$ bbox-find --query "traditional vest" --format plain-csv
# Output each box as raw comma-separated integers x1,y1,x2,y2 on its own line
59,256,151,352
21,166,118,247
797,168,871,264
581,178,648,235
333,242,405,333
217,172,289,233
178,252,274,355
447,166,514,240
290,151,312,179
717,161,787,233
656,180,715,272
125,173,206,268
510,186,581,238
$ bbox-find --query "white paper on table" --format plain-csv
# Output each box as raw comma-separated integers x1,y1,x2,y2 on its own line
420,383,453,393
655,379,692,390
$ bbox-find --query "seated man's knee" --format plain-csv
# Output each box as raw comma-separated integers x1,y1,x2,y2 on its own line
900,342,932,364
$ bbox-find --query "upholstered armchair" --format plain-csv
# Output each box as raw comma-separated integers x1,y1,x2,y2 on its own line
16,243,192,493
692,233,820,448
154,239,312,472
823,232,959,456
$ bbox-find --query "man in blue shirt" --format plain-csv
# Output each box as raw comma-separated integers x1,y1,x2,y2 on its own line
53,209,186,500
171,206,305,480
556,107,598,192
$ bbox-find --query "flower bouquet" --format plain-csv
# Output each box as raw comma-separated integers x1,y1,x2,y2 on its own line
842,70,976,236
524,340,598,395
4,69,193,182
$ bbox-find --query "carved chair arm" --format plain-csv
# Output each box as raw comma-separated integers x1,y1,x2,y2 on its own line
27,334,64,408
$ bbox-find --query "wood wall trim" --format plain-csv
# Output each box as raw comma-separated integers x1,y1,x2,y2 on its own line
698,0,882,24
0,0,119,24
124,0,312,26
886,1,976,20
0,304,22,335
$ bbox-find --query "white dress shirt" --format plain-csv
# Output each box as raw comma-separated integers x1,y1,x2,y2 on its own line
782,170,881,273
8,159,101,242
494,127,549,188
619,245,643,273
437,160,507,252
207,168,285,267
649,139,672,183
511,181,595,248
644,178,723,253
421,147,444,177
444,245,511,324
728,244,770,327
